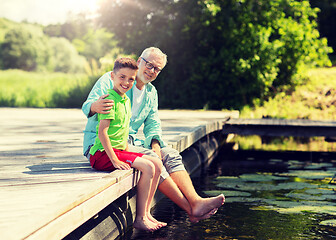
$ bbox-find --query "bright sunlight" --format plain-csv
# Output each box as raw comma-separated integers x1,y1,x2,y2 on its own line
0,0,100,25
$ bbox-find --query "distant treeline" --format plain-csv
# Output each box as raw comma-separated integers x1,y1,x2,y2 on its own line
0,0,334,110
0,18,125,74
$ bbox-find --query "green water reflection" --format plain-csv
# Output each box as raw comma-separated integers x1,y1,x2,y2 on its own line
128,145,336,240
201,149,336,239
235,135,336,152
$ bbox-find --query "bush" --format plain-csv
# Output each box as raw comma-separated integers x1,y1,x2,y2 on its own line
0,25,52,71
49,37,87,73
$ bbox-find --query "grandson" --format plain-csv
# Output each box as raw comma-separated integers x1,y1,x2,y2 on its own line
89,58,165,231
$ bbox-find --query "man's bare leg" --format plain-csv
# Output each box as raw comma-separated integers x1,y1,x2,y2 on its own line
170,171,225,217
158,175,220,222
158,176,192,215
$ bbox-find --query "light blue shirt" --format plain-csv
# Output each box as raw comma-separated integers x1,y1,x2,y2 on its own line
82,72,166,155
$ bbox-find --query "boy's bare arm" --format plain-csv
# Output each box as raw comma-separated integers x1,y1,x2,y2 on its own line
98,119,130,170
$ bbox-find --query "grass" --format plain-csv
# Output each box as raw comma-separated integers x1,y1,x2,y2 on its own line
1,66,336,115
0,69,95,108
240,67,336,121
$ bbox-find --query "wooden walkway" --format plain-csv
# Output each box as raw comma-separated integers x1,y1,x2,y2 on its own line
0,108,237,240
222,118,336,137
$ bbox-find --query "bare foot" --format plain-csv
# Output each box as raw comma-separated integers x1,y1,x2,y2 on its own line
133,216,160,231
192,194,225,217
147,213,167,228
189,208,218,223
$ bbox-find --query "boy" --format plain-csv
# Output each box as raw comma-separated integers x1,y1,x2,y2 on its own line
89,58,165,231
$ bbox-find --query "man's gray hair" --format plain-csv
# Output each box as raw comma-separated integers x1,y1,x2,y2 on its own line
140,47,167,67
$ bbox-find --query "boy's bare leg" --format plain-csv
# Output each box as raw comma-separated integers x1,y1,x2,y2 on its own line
142,155,167,228
131,158,159,231
170,171,225,217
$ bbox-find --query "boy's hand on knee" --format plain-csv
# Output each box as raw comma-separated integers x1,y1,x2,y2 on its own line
112,159,131,170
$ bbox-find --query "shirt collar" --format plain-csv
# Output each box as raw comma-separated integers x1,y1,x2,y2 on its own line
108,89,127,103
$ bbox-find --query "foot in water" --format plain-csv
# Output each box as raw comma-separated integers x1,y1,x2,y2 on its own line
147,212,167,228
133,216,161,232
192,194,225,218
189,208,218,223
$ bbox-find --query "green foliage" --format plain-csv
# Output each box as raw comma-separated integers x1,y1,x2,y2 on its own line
73,29,116,62
43,13,90,41
49,37,87,73
310,0,336,62
97,0,332,110
0,18,17,42
43,16,125,73
72,28,123,71
0,25,52,71
240,67,336,120
0,18,89,73
0,69,96,108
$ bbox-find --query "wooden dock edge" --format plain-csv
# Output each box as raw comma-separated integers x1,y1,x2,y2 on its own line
64,130,229,240
22,116,236,240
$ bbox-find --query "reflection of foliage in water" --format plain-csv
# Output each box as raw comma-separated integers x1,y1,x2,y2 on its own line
195,203,319,240
203,159,336,239
235,135,336,152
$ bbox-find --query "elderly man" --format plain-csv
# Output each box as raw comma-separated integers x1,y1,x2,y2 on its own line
82,47,224,223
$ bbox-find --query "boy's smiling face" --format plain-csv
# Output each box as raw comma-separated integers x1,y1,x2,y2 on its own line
112,68,137,96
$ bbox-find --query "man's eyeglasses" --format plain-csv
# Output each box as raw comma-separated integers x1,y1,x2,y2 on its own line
141,57,162,74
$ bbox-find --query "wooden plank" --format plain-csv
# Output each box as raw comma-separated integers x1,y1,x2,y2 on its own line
1,170,137,240
24,171,140,240
223,118,336,137
0,108,238,240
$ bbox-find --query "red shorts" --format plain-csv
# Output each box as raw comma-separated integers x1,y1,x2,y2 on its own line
90,149,144,171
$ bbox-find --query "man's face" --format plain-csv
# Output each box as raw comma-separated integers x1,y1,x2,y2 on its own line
112,68,137,96
137,54,165,84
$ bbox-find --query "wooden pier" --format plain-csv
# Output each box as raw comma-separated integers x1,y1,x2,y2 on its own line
0,108,238,240
222,118,336,137
3,109,335,240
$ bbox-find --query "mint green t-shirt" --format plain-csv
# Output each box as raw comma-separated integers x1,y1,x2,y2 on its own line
89,89,131,155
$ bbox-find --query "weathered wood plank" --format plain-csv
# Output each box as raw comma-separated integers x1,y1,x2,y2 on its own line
223,118,336,137
0,108,237,240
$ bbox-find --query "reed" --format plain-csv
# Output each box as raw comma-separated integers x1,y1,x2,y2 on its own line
0,69,95,108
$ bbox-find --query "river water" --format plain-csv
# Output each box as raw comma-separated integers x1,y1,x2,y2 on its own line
126,144,336,240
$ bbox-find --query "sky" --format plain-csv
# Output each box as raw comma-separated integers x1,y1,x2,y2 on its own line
0,0,100,25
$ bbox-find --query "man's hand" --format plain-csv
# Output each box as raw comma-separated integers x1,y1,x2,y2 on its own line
90,94,114,116
151,139,162,160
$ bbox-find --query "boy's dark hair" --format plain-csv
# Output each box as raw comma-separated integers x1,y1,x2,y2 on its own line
113,58,138,72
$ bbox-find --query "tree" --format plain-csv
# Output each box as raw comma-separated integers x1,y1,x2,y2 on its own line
0,25,52,71
97,0,332,110
49,37,87,73
310,0,336,62
72,28,120,66
43,13,90,41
